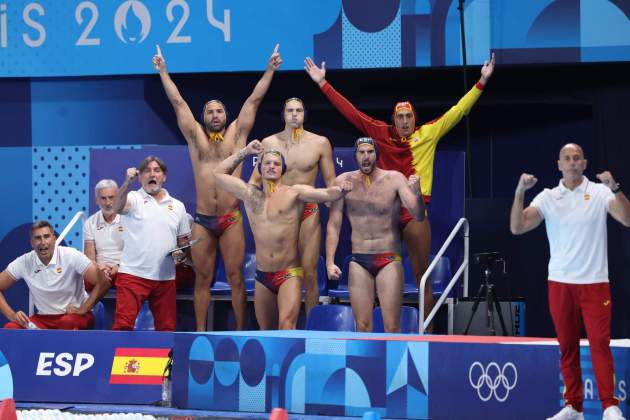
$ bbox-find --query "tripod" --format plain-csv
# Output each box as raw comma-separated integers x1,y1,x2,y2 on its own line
463,266,508,336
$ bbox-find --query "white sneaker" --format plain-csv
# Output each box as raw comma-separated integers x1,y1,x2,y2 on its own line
603,405,626,420
547,405,585,420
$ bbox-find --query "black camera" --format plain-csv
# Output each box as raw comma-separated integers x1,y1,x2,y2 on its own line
474,251,501,266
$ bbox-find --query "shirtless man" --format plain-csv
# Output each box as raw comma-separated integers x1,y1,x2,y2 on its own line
249,98,336,315
306,54,495,326
153,44,282,331
326,138,425,333
214,140,351,330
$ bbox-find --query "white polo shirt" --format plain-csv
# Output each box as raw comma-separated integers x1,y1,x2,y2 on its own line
83,210,124,265
530,176,614,284
5,246,91,315
118,188,190,281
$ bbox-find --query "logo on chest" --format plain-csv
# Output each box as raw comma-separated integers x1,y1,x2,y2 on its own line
56,267,63,274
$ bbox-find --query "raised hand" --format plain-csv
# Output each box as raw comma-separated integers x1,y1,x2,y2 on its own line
126,167,139,182
304,57,326,86
408,175,421,195
327,263,342,281
152,44,166,72
480,52,496,85
268,44,282,71
246,139,263,155
596,171,618,190
516,173,537,193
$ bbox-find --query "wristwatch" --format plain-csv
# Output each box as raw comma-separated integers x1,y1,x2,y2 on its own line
611,183,622,194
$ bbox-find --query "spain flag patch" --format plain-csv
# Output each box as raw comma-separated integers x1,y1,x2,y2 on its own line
109,347,170,385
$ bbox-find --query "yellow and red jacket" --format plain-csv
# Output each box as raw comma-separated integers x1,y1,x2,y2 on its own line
321,81,484,201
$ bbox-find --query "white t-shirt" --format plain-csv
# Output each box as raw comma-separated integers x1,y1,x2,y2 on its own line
530,176,614,284
5,246,91,315
118,188,191,281
83,210,124,265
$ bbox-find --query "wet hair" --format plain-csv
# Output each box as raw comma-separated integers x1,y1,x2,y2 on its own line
201,99,229,126
281,97,307,123
94,179,118,196
30,220,54,237
138,155,168,174
258,150,287,176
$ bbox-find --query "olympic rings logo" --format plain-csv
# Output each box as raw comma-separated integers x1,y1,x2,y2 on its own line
468,361,518,402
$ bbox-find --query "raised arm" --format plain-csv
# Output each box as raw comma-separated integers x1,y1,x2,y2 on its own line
597,171,630,227
153,45,198,141
114,168,138,215
234,44,282,146
397,174,426,221
214,140,263,201
479,52,496,87
304,57,391,142
325,178,346,280
418,52,495,144
510,173,543,235
293,180,352,204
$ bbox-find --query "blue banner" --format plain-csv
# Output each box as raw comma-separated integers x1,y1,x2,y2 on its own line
428,341,560,419
0,329,174,404
2,0,630,77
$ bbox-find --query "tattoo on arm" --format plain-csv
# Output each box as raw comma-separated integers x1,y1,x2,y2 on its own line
227,149,248,173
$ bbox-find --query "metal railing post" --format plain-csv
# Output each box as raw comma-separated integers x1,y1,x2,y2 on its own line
419,218,469,334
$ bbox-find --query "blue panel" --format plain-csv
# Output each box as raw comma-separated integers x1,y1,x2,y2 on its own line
314,11,343,69
0,148,32,241
0,330,173,404
428,342,560,419
1,0,629,76
32,146,90,248
580,0,630,48
342,0,400,32
0,0,343,76
30,79,181,147
526,0,580,48
342,5,402,68
0,80,31,146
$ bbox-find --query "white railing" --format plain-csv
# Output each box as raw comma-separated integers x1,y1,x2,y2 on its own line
56,211,88,247
418,217,469,334
29,211,88,316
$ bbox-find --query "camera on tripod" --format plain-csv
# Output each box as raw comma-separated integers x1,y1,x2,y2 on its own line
474,251,501,267
463,251,509,336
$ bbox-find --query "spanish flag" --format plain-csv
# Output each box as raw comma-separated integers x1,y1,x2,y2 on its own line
109,348,170,385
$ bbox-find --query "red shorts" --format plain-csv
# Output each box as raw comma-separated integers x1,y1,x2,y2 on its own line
302,202,319,221
4,312,94,330
399,196,430,229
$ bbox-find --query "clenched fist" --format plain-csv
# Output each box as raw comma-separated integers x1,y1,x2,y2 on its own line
516,173,537,193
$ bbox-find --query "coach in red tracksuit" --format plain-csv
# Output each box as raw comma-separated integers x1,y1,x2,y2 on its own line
510,143,630,420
